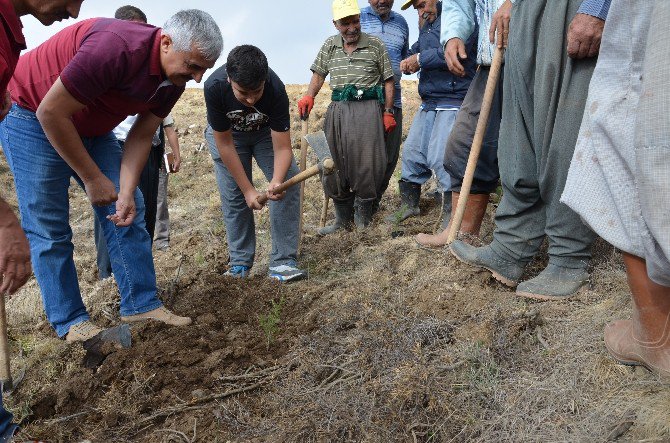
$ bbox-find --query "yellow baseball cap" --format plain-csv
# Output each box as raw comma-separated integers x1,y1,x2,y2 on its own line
401,0,415,10
332,0,360,21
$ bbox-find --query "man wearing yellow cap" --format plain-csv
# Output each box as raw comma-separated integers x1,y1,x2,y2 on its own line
298,0,395,234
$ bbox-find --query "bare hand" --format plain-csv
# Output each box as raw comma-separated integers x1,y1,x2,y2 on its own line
84,174,118,206
567,13,605,59
400,54,420,74
489,0,512,48
0,92,11,122
106,192,136,227
0,209,32,295
267,181,286,202
444,38,467,77
245,188,264,210
172,152,181,173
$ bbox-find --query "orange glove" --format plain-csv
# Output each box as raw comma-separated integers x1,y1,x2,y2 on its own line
298,95,314,119
383,112,396,133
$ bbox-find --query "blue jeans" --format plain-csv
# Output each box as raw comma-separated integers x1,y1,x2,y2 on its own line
0,391,16,442
205,126,300,268
0,104,163,337
400,108,457,192
94,140,163,279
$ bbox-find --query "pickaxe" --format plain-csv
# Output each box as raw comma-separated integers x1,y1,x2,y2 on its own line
256,130,335,206
303,131,332,228
82,324,132,369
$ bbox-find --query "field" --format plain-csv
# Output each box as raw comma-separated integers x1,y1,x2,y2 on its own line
1,84,669,442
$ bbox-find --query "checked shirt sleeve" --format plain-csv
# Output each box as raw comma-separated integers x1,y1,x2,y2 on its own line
577,0,611,20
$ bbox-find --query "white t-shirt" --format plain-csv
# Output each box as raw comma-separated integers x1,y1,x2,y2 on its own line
113,114,174,146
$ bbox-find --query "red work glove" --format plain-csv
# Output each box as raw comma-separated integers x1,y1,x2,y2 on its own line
383,112,396,133
297,95,314,119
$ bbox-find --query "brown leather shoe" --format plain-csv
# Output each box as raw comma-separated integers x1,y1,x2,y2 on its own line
121,306,192,326
66,320,103,342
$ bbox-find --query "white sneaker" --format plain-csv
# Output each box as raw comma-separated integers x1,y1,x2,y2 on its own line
268,264,307,282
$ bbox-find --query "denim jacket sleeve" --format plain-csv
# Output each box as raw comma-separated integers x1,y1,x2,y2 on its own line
419,47,449,70
440,0,477,48
408,39,420,57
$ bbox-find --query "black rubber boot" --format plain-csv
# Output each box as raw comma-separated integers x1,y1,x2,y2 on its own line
318,198,354,236
440,191,453,230
355,198,375,230
385,180,421,223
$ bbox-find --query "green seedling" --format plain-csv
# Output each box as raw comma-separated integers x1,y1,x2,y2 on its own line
194,251,206,267
258,296,285,350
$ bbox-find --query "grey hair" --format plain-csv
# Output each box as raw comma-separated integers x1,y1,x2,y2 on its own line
162,10,223,61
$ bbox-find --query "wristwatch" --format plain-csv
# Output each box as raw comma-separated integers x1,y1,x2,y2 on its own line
384,108,395,115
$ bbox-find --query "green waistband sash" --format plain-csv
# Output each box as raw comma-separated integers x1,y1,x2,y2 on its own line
331,84,383,103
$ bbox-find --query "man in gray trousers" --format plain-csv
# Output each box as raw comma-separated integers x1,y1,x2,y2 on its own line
450,0,611,300
204,45,307,282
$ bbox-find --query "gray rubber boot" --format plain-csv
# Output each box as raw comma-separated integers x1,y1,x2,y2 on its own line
355,199,375,230
385,180,421,223
318,198,354,236
450,241,525,287
515,263,589,300
440,191,453,230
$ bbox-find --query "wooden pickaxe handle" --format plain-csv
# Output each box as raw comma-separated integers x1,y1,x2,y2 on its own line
257,159,334,206
446,47,505,243
298,118,309,253
0,293,13,390
320,195,329,228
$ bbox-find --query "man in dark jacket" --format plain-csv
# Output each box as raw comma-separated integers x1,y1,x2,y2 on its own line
389,0,477,226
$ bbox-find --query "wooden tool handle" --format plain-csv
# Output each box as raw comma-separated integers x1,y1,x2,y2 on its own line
257,164,321,206
0,294,12,387
447,47,505,243
298,119,308,254
320,196,329,229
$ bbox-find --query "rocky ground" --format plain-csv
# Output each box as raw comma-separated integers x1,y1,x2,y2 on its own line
0,84,668,442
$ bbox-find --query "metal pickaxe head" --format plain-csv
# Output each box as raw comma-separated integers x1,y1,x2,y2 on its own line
82,324,132,369
304,131,336,175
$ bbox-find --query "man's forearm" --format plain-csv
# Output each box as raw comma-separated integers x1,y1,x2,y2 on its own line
306,72,326,97
119,137,152,196
36,78,102,183
0,197,19,228
383,79,394,110
271,131,293,183
165,127,180,155
37,110,102,182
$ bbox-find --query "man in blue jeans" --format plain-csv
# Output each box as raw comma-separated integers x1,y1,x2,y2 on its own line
0,11,222,344
204,45,307,282
388,0,477,227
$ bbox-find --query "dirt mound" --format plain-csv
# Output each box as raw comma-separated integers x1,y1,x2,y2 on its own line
1,87,669,442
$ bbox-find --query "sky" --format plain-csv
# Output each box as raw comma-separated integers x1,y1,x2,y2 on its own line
21,0,423,86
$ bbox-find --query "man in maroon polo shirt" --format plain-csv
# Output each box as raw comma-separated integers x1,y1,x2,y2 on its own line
0,10,223,344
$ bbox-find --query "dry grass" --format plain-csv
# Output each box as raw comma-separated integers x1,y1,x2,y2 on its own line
0,86,669,442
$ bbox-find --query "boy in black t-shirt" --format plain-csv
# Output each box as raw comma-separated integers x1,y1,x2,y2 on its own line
204,45,306,281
